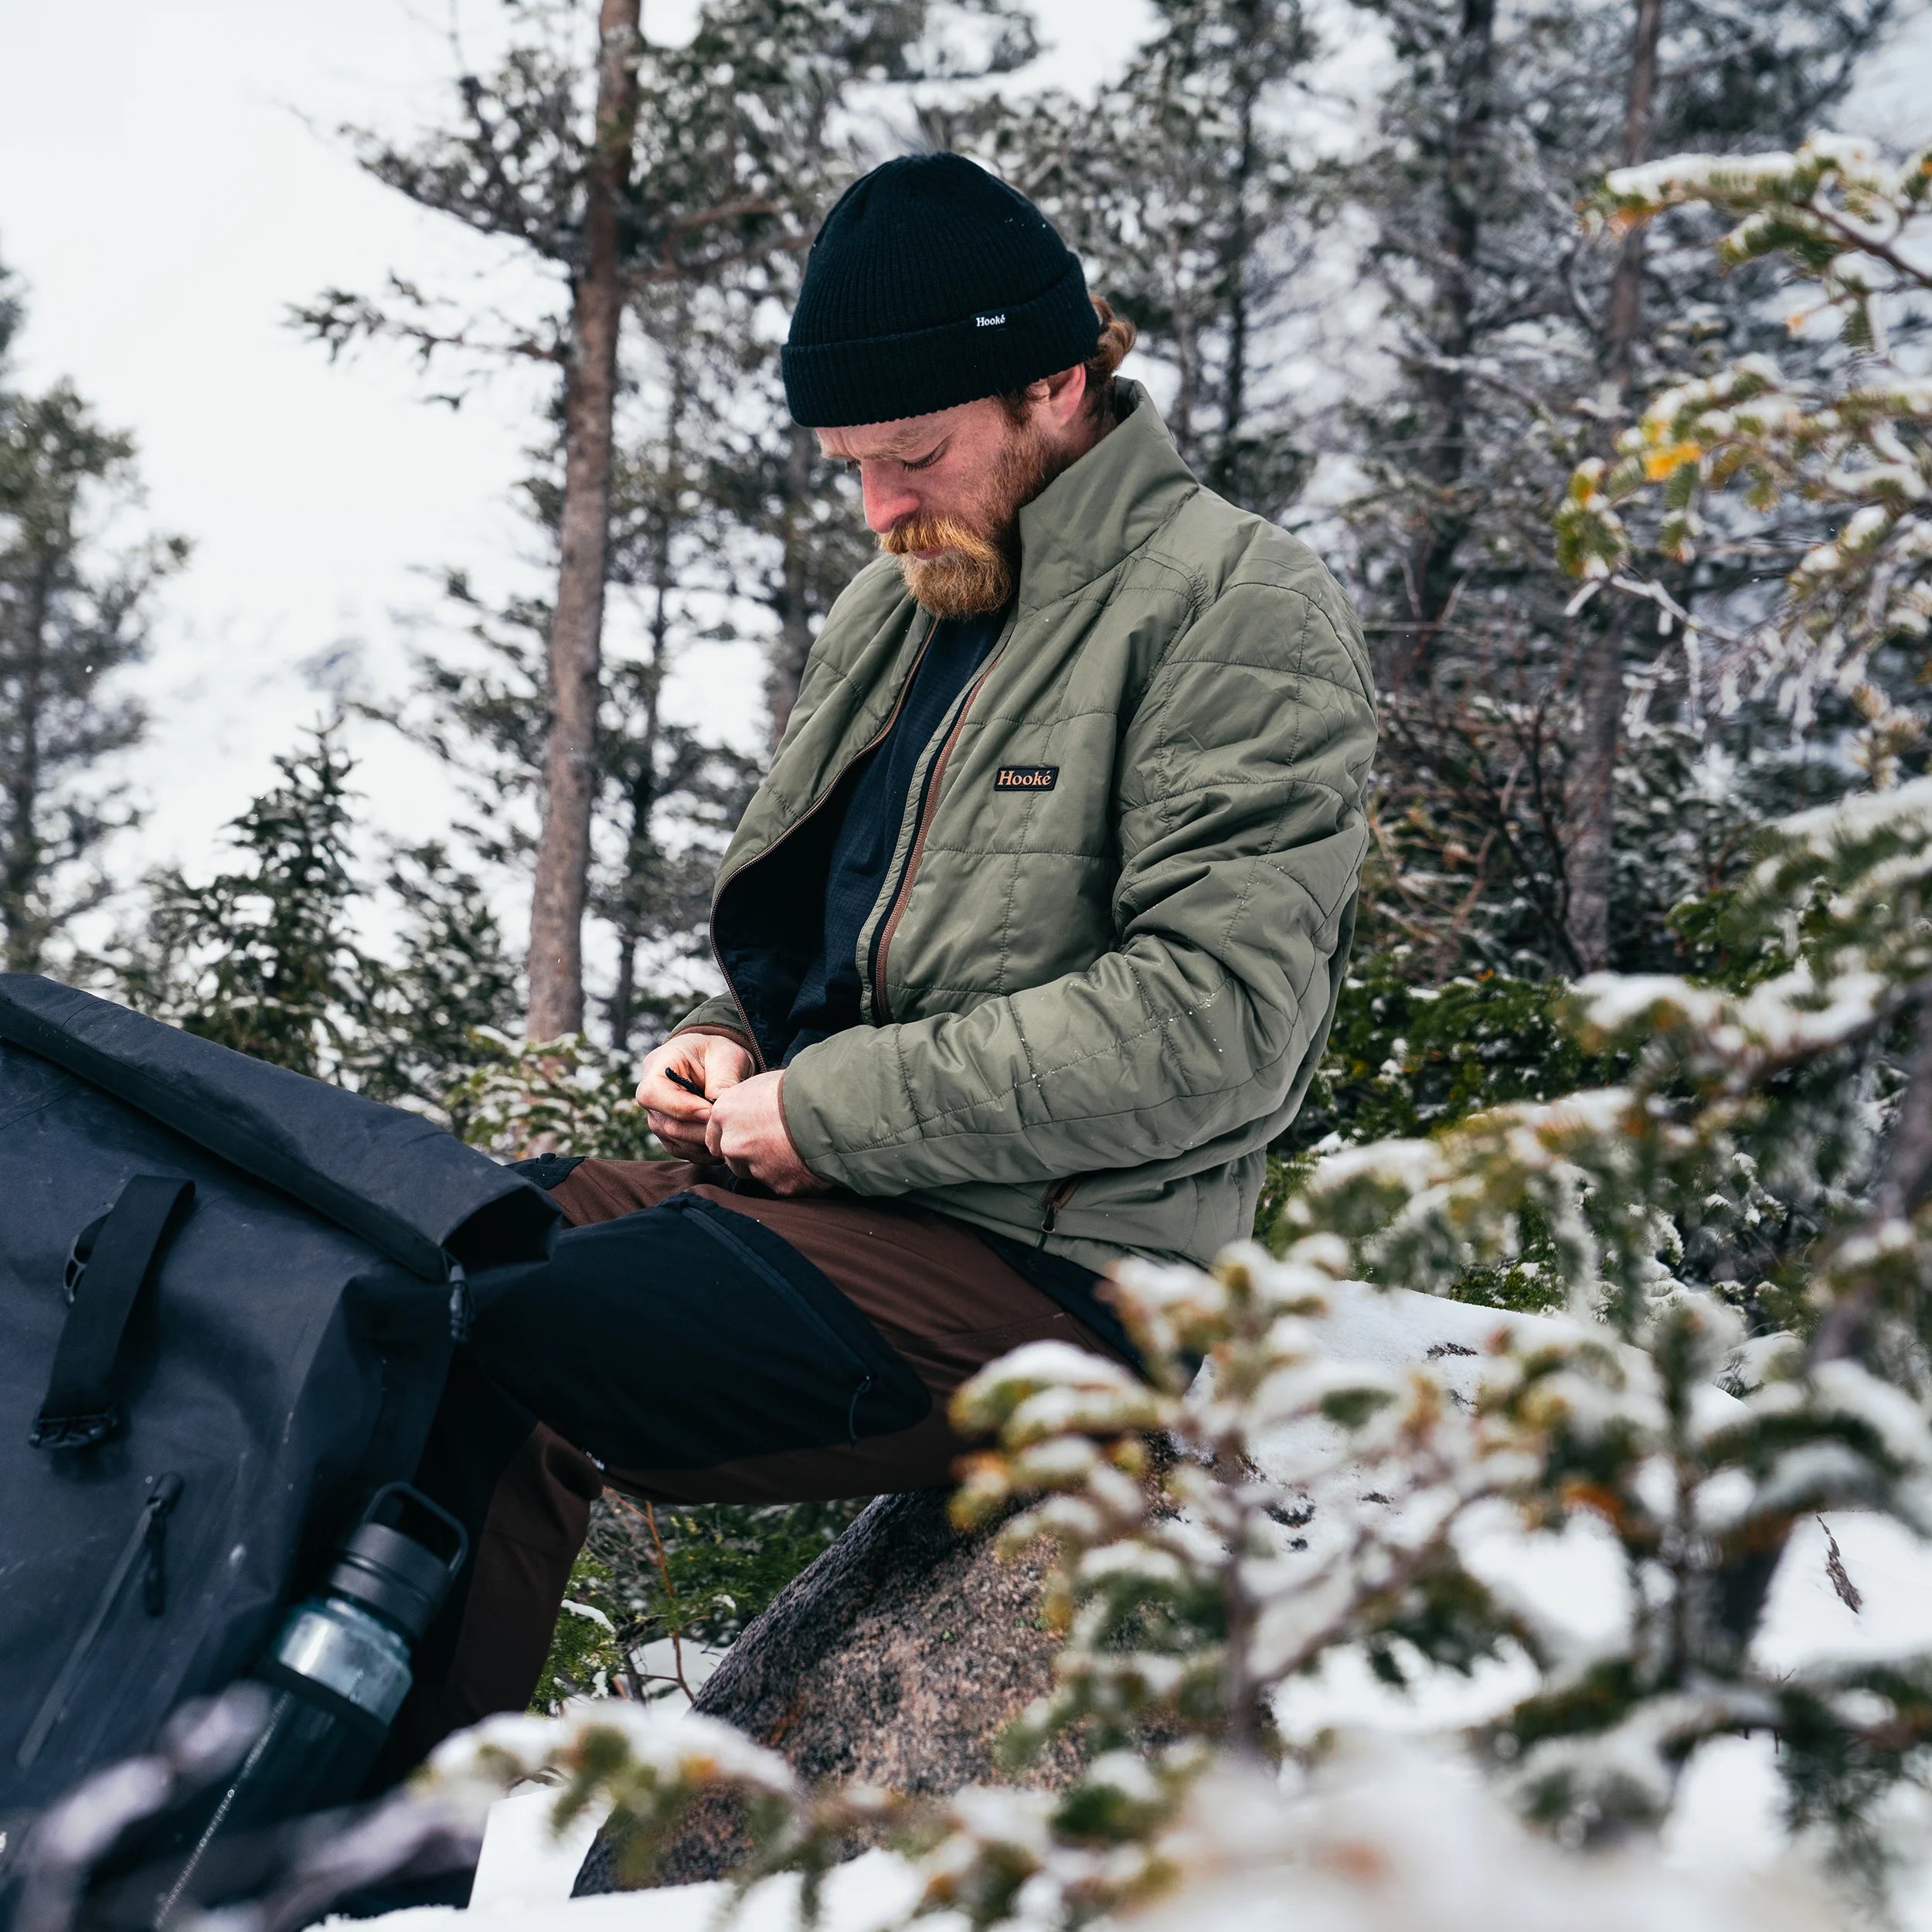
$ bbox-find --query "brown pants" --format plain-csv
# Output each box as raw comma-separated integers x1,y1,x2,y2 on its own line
388,1160,1124,1764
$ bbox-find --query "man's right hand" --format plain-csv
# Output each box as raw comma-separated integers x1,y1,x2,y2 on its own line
636,1032,757,1161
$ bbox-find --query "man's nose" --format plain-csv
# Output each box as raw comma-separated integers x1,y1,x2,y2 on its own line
861,468,920,535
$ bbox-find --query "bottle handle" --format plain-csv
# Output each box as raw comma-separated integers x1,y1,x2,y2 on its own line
359,1481,470,1585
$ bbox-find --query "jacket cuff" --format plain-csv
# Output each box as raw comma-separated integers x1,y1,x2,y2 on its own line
780,1032,910,1192
780,1053,849,1188
670,994,752,1047
673,1022,756,1051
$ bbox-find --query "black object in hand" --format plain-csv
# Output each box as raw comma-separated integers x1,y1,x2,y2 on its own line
664,1067,707,1099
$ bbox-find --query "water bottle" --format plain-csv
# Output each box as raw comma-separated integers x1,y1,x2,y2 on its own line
142,1483,468,1927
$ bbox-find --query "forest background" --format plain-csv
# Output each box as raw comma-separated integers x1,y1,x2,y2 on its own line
8,0,1932,1913
5,0,1930,1674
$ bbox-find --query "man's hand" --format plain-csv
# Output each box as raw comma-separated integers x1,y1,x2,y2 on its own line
707,1070,827,1196
637,1032,755,1161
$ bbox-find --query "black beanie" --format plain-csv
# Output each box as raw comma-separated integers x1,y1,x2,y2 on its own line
781,153,1103,428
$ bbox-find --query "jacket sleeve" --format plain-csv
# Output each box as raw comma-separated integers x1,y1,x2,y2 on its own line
778,578,1377,1194
671,995,752,1043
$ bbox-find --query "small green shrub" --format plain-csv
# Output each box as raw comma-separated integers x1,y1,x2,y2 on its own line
1257,961,1621,1312
1286,960,1619,1152
528,1555,629,1713
533,1495,869,1707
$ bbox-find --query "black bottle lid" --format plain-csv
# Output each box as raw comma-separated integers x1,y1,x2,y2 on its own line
323,1484,470,1642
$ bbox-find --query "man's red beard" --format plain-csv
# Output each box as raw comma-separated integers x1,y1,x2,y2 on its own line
880,417,1068,618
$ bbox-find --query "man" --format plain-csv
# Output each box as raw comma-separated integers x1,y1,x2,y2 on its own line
403,151,1376,1748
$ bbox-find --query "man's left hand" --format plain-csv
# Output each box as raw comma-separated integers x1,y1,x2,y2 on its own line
706,1071,828,1196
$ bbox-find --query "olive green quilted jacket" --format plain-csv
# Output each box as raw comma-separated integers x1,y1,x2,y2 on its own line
675,383,1376,1271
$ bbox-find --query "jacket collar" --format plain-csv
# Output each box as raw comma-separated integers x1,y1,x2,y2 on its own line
1012,381,1199,614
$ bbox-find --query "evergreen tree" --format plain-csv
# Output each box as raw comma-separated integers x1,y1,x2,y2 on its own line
1338,0,1896,979
0,260,185,975
114,724,377,1078
107,725,518,1116
363,841,522,1124
592,277,769,1046
388,552,759,1056
655,268,870,750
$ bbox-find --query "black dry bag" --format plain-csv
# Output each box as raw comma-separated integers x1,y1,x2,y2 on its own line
0,975,558,1911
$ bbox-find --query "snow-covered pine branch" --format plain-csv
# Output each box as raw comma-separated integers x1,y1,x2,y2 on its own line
1557,135,1932,764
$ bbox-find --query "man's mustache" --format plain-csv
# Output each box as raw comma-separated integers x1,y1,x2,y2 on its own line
879,513,1000,561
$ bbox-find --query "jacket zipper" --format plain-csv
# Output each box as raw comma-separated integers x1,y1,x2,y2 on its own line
671,1199,876,1444
709,614,941,1069
869,629,1014,1023
18,1473,184,1770
1040,1178,1080,1238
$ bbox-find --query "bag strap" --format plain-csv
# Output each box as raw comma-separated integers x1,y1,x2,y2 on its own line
32,1175,195,1451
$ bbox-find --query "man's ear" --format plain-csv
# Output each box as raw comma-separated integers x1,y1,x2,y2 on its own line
1039,362,1090,431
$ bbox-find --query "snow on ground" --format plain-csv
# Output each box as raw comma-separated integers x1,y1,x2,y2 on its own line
356,1834,925,1930
465,1786,608,1913
353,1280,1932,1924
628,1635,728,1707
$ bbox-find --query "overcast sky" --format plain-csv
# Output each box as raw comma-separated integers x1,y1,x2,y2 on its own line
0,1,1142,941
2,0,1927,969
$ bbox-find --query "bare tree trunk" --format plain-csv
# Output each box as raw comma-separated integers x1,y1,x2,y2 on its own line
766,422,817,753
1566,614,1624,971
611,940,638,1050
1,553,51,973
1566,0,1664,973
1167,226,1198,459
609,301,688,1051
1393,0,1494,690
526,0,642,1042
1207,45,1256,504
1604,0,1663,396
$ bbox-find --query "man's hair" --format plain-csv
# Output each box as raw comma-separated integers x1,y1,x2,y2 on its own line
999,298,1138,427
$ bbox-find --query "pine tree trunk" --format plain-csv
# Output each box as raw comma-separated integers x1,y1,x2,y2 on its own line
1206,61,1256,505
1566,608,1624,971
1,549,52,973
1393,0,1494,689
1602,0,1663,396
526,0,641,1043
766,422,817,753
1566,0,1664,973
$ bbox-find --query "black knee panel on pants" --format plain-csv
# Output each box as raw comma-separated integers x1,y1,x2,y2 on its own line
468,1192,931,1470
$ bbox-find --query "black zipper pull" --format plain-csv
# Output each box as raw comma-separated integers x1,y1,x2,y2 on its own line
447,1259,472,1343
1040,1179,1078,1237
142,1473,183,1615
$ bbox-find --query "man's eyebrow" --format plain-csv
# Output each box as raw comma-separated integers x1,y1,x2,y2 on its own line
873,426,944,458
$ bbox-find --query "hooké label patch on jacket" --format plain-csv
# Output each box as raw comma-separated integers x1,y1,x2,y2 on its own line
995,764,1059,792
